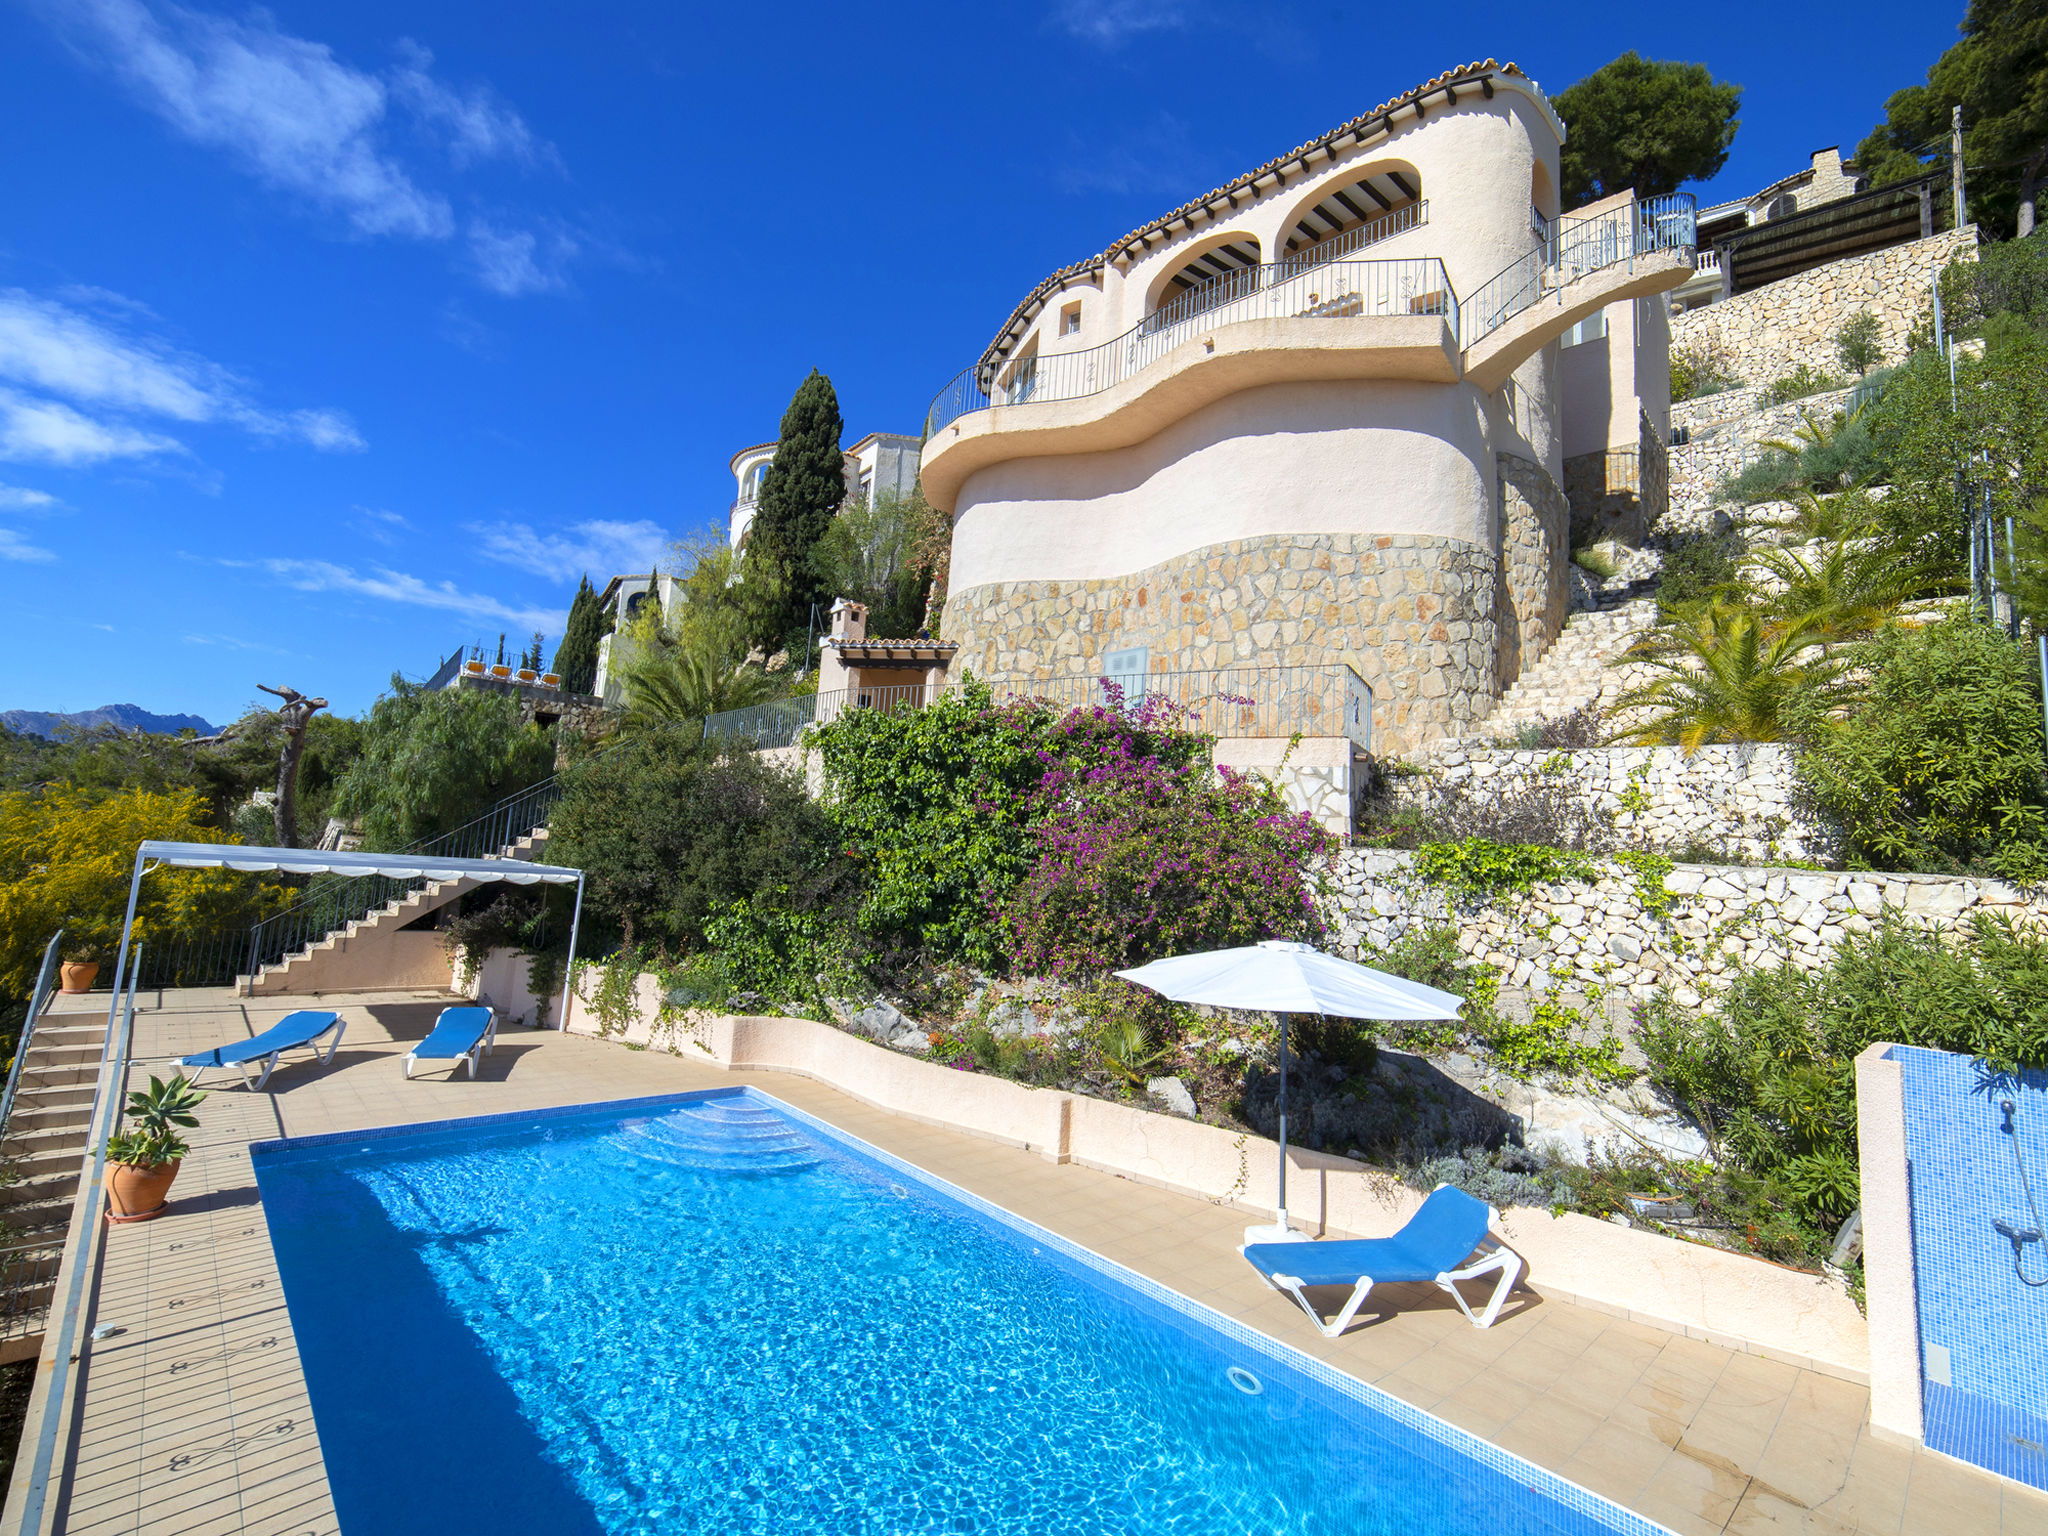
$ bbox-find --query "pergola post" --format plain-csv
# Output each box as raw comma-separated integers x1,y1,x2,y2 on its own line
557,872,585,1032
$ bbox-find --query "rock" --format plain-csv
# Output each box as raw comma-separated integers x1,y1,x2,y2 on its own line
845,999,909,1042
1847,882,1884,916
1146,1076,1198,1118
1608,934,1642,963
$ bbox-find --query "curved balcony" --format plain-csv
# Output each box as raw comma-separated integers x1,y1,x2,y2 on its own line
923,255,1458,440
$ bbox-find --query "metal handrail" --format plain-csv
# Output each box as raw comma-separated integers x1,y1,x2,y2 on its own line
924,255,1458,437
704,666,1375,754
10,943,140,1535
1459,192,1697,351
0,932,62,1139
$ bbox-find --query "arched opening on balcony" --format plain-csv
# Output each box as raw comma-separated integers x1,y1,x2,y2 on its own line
1146,233,1264,330
1279,163,1422,267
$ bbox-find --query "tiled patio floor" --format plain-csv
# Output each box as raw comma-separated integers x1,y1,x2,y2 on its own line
39,988,2048,1535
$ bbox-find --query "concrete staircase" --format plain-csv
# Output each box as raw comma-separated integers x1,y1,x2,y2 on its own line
239,827,550,997
1475,596,1662,740
0,999,107,1360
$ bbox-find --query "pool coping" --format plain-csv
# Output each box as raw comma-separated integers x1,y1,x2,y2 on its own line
251,1084,1678,1536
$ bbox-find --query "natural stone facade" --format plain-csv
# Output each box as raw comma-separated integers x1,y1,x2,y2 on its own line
1495,453,1569,691
1323,847,2048,1009
1667,381,1865,518
1562,410,1670,547
1394,743,1819,863
1671,227,1975,397
945,530,1508,753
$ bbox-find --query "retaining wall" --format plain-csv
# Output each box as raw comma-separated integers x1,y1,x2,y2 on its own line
547,975,1869,1380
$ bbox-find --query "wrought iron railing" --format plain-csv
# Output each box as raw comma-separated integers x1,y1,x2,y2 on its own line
1144,204,1428,337
704,666,1374,754
240,773,567,984
1459,193,1696,351
924,255,1457,437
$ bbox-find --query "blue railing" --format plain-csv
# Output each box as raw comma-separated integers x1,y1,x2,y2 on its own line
924,255,1457,438
1460,193,1696,351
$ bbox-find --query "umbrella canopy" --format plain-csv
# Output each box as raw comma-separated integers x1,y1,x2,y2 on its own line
1115,939,1465,1243
1115,940,1464,1021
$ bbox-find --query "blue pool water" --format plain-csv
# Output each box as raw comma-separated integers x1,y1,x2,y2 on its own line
252,1090,1665,1536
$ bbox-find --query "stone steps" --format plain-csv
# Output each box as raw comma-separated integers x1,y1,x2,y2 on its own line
1476,596,1661,738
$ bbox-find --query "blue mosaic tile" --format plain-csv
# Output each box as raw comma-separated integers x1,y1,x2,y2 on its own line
1894,1044,2048,1491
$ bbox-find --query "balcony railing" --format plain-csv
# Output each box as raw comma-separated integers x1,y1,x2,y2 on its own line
924,256,1457,437
703,666,1374,754
1460,193,1696,350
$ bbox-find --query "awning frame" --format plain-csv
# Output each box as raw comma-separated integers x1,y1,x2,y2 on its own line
118,841,586,1033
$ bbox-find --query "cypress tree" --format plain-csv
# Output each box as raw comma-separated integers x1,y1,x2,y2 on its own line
744,369,845,648
552,574,605,690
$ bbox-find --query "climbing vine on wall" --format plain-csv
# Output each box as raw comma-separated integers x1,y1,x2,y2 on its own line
1410,837,1597,900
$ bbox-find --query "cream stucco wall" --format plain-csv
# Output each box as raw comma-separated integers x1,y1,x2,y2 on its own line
949,379,1490,592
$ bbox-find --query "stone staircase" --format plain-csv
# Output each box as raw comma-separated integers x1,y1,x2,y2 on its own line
0,998,107,1360
239,826,550,997
1474,595,1662,740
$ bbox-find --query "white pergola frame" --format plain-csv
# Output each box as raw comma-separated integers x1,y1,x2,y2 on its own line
115,840,586,1030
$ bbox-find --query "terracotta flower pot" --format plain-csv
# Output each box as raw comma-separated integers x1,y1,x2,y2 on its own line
60,961,99,993
107,1158,182,1223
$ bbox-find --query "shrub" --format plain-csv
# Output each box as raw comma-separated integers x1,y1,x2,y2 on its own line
1835,310,1883,376
1762,363,1848,406
1640,914,2048,1248
333,677,554,849
547,739,848,955
1792,616,2048,880
997,750,1330,978
1670,340,1740,401
813,680,1212,970
1655,529,1745,615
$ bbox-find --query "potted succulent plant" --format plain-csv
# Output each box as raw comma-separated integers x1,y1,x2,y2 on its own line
489,632,512,679
515,630,543,684
105,1073,207,1224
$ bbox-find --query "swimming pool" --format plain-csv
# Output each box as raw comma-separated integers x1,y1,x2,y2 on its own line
252,1089,1670,1536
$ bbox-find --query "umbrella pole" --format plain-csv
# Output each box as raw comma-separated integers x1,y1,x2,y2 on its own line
1275,1010,1289,1230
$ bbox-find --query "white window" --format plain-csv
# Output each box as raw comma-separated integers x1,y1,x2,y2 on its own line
1061,302,1083,336
1101,645,1148,703
1559,310,1609,349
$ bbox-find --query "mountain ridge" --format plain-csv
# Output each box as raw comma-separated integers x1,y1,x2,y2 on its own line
1,704,221,740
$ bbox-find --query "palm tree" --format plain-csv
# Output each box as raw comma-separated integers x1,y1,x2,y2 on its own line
618,637,783,737
1747,537,1945,651
1608,599,1840,750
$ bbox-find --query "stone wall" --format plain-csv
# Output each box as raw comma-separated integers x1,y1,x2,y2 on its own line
1670,227,1975,398
1396,743,1819,863
1323,848,2048,1010
1494,453,1569,689
945,531,1505,754
1562,410,1669,548
1667,381,1865,520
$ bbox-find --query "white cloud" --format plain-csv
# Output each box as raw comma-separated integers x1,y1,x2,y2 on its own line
51,0,451,238
259,557,564,632
0,483,60,512
0,390,185,464
390,40,555,171
467,518,669,581
42,4,573,297
467,219,576,297
0,289,363,459
1053,0,1189,45
1057,111,1208,196
0,527,57,562
350,505,409,546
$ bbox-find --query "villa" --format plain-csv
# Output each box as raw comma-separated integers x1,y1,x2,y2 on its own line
918,60,1697,752
726,429,920,549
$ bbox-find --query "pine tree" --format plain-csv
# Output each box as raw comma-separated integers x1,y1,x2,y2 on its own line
744,369,845,649
552,574,605,690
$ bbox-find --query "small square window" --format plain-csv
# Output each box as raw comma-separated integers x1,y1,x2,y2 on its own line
1061,303,1083,336
1101,645,1148,703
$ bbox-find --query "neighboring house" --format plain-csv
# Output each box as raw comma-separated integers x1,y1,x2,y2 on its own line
592,571,683,703
729,431,921,548
1672,146,1955,313
917,59,1697,752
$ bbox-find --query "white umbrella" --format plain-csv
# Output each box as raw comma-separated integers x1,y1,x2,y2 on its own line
1115,940,1464,1244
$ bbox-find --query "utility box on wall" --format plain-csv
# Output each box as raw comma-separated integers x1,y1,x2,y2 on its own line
1859,1042,2048,1491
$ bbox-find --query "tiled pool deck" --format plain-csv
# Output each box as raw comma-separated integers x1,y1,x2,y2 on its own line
32,988,2048,1536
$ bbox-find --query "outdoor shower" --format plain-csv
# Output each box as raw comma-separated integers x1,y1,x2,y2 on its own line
1995,1097,2048,1288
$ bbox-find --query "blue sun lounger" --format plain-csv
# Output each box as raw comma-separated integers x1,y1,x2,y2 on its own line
405,1006,497,1080
182,1009,345,1091
1241,1184,1524,1338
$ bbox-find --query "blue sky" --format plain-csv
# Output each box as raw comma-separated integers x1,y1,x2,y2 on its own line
1,0,1963,725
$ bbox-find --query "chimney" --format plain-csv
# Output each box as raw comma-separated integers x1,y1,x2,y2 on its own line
829,598,868,643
